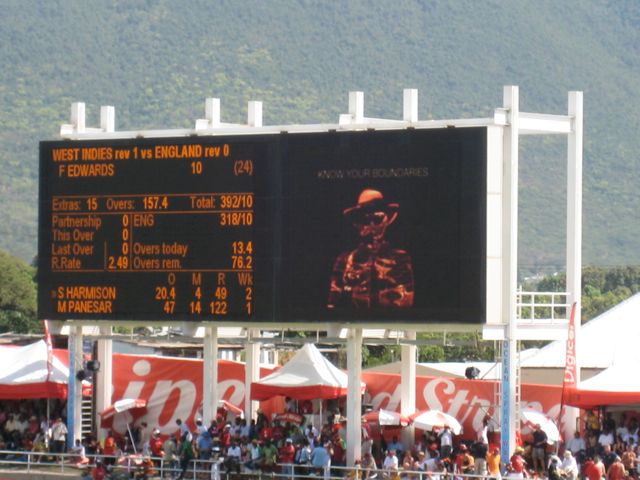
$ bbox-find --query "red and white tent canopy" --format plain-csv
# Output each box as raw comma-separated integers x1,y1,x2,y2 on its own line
0,340,69,399
251,343,365,401
563,365,640,409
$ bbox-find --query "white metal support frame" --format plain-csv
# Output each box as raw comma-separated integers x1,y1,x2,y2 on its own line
346,328,362,466
203,326,219,425
66,325,84,447
57,86,582,466
500,85,520,463
96,325,113,442
400,330,417,450
244,328,261,421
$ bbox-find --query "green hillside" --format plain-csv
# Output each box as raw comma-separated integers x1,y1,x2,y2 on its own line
1,0,639,274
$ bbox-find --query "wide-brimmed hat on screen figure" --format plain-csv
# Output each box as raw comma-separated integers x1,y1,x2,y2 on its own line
343,189,399,222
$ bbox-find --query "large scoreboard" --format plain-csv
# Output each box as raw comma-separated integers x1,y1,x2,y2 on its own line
38,128,487,324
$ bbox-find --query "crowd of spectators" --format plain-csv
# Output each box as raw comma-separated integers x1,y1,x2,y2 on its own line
3,399,640,480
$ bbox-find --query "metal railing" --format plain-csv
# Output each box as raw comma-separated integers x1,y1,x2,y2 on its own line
516,290,570,325
0,449,498,480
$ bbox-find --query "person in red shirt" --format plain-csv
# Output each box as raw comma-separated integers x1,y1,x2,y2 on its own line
279,438,297,476
272,420,285,445
453,444,468,474
103,431,117,466
149,429,164,463
584,456,603,480
509,446,527,475
331,434,347,468
92,459,107,480
220,424,232,449
607,456,627,480
260,422,273,443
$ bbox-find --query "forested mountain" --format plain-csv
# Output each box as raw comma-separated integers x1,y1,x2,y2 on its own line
1,0,639,274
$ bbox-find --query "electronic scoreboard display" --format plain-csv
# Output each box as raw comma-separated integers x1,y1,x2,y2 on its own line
39,128,487,324
39,136,276,321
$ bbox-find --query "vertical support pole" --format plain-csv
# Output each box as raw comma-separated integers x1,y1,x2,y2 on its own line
206,98,221,127
244,328,261,420
403,89,418,122
500,85,519,462
346,328,362,467
203,326,219,425
565,91,583,433
248,101,263,127
100,106,115,132
71,102,86,133
96,325,113,441
67,325,83,447
567,91,583,326
400,331,416,448
349,91,364,123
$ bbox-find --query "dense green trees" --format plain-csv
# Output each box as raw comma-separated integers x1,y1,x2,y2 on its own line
0,249,38,333
1,1,640,267
532,266,640,321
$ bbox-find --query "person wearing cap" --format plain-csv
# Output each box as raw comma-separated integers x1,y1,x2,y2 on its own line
149,429,163,465
280,438,296,476
327,188,414,309
220,423,232,448
508,446,526,477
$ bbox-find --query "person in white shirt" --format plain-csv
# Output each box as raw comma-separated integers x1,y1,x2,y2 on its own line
382,449,399,478
240,419,251,439
50,417,68,457
566,431,586,455
477,416,491,445
565,430,586,467
225,440,242,474
616,415,630,444
559,450,579,480
438,426,453,459
69,439,88,465
598,429,615,449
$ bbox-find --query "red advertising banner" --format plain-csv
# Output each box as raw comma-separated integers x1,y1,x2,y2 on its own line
111,353,569,441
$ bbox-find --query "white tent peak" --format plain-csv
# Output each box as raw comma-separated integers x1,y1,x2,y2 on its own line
259,343,348,387
251,343,365,400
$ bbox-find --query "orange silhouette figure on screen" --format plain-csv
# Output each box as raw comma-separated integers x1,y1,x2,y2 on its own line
327,189,414,309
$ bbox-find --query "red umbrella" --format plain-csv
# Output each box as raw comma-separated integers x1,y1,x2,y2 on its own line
275,412,305,425
410,409,462,435
100,398,147,427
100,398,148,454
218,399,244,417
362,409,411,427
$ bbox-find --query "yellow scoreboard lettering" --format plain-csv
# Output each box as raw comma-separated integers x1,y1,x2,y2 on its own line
39,136,258,321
